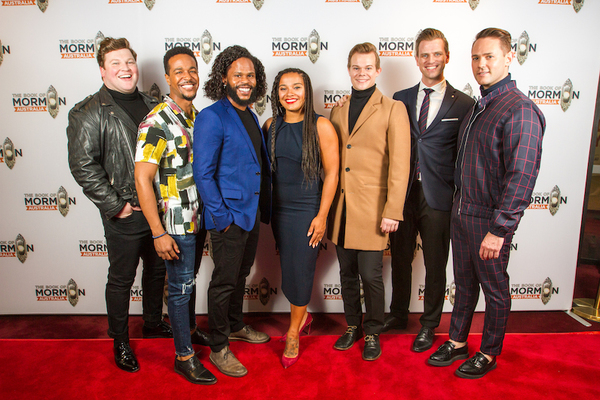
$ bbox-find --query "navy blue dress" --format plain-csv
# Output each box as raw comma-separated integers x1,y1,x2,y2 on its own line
270,116,322,306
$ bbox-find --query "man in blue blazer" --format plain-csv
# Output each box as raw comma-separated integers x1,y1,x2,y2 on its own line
384,29,474,353
193,45,271,378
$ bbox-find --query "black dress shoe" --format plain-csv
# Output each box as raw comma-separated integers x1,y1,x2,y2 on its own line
191,329,211,346
455,352,497,379
381,315,408,332
114,342,140,373
142,320,173,338
412,326,434,352
333,326,362,351
362,334,382,361
175,356,217,385
427,340,469,367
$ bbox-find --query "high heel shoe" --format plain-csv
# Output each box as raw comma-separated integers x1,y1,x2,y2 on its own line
281,337,300,369
279,312,313,342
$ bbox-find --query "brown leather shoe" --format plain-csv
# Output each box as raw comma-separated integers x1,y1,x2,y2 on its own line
209,346,248,377
228,325,270,344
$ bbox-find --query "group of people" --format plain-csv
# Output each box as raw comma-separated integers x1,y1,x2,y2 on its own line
66,26,545,384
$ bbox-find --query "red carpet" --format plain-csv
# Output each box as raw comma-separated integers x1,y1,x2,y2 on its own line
1,333,598,400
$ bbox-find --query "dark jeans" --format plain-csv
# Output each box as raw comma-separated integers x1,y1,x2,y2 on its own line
336,246,385,335
389,181,451,328
102,211,166,342
166,230,206,357
208,220,260,352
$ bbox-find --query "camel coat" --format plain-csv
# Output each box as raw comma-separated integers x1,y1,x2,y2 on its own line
327,88,410,251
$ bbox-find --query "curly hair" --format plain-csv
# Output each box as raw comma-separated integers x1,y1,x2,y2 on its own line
269,68,320,183
203,45,267,101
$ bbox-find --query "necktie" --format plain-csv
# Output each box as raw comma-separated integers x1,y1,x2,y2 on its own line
419,88,434,133
416,88,433,181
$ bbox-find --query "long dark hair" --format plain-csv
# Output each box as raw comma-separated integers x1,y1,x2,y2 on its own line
203,45,267,101
269,68,320,182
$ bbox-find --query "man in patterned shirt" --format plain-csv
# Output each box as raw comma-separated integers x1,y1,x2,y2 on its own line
135,46,216,385
428,28,545,379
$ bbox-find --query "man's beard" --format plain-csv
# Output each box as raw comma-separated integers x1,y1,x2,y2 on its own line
226,82,257,107
182,93,196,101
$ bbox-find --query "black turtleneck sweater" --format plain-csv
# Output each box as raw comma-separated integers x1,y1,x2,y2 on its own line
348,84,376,134
106,87,150,128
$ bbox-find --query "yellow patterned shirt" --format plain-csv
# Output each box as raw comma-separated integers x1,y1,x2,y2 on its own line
135,96,200,235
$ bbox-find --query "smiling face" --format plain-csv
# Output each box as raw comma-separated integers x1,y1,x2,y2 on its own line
223,57,257,110
165,53,199,105
415,38,449,87
278,72,305,116
471,37,513,90
348,52,381,91
100,48,139,94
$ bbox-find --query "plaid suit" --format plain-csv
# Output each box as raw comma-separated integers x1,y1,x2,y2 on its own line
450,79,545,356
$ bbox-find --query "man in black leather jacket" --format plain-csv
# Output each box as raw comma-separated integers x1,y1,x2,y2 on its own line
66,37,171,373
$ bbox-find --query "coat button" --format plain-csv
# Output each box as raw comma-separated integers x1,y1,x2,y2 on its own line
255,191,259,195
418,138,422,142
345,167,350,172
255,172,260,175
347,144,352,149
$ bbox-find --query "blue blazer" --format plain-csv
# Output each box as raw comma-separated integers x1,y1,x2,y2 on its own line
193,98,271,231
393,82,474,211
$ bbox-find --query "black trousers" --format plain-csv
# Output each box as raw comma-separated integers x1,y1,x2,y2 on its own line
208,219,260,352
102,211,166,342
389,181,451,329
336,246,385,335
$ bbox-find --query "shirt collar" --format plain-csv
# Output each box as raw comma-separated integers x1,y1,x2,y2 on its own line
419,79,446,94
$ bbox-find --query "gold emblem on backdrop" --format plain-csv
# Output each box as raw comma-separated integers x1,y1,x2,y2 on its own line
259,277,270,305
47,85,59,119
3,137,16,170
516,31,529,65
254,96,266,116
16,234,27,263
144,0,155,10
462,83,474,99
57,186,69,217
468,0,479,10
549,185,561,216
362,0,373,10
201,30,213,65
448,281,456,305
560,79,573,112
67,278,79,307
37,0,48,13
253,0,264,10
94,31,105,59
541,277,553,305
308,29,320,64
573,0,584,13
148,83,161,101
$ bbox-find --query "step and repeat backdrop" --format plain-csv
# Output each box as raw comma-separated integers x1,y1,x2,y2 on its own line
0,0,598,315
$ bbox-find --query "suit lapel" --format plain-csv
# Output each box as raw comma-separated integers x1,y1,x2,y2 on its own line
350,88,382,137
223,98,259,165
407,84,420,136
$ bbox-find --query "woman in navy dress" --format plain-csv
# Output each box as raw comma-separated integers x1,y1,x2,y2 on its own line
263,68,339,368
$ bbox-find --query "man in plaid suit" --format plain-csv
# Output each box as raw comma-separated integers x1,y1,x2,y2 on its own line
428,28,545,379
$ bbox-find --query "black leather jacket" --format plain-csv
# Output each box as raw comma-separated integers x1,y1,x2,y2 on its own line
67,85,158,219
